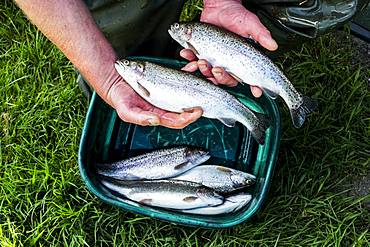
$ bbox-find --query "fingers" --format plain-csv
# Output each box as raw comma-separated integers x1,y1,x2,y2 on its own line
182,60,238,87
115,103,161,126
180,49,197,61
198,60,213,77
108,77,202,129
159,107,203,129
250,86,263,98
181,59,212,76
233,11,278,51
181,61,198,72
200,3,278,51
116,100,203,129
212,67,238,87
257,32,278,52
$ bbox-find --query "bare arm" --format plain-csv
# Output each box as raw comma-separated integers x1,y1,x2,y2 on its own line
15,0,202,128
15,0,117,103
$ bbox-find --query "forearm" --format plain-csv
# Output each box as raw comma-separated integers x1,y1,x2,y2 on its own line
15,0,119,106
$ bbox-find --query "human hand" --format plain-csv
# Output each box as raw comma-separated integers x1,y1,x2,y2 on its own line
181,0,278,98
104,69,203,129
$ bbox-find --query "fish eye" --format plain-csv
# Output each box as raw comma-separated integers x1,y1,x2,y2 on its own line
137,63,144,70
246,180,253,185
123,60,130,66
174,23,180,29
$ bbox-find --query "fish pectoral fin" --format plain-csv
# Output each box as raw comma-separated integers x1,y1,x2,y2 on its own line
137,82,150,97
139,198,153,205
183,196,198,202
186,42,199,55
182,107,203,113
174,161,191,170
262,88,278,99
216,166,232,173
218,118,236,127
122,173,142,180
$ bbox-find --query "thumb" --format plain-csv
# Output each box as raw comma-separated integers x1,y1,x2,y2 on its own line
234,11,278,51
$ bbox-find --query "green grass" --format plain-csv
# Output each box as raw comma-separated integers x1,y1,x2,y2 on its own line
1,0,370,246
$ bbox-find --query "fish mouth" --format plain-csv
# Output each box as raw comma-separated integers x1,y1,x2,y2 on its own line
168,23,182,38
114,60,123,68
114,60,127,73
197,153,211,165
169,23,178,32
168,25,176,37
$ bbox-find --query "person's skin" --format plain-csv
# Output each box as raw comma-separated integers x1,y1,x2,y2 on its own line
14,0,277,129
181,0,278,98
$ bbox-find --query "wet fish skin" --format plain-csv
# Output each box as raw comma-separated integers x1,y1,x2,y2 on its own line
100,177,224,210
180,193,252,215
96,146,210,180
172,165,256,194
168,22,317,128
115,59,270,145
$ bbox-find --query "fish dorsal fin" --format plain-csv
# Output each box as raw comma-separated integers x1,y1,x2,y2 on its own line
183,196,198,202
186,42,199,55
263,88,278,99
218,118,236,127
174,161,190,170
137,82,150,97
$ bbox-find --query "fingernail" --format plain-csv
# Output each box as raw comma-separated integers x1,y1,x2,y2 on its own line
198,61,207,70
199,64,207,70
147,117,159,126
213,70,222,78
182,63,196,71
261,34,278,50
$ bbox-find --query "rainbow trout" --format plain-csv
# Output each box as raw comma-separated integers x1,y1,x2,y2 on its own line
100,178,224,210
179,193,252,215
172,165,256,193
168,22,317,128
96,146,210,180
115,59,270,144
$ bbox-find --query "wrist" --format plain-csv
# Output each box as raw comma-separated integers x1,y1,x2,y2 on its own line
203,0,242,8
77,46,120,107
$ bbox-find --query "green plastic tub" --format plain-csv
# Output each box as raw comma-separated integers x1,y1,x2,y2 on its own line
78,56,281,228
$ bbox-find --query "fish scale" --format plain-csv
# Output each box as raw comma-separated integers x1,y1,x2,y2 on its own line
168,22,318,128
96,146,210,180
171,165,256,194
115,59,271,144
100,178,224,210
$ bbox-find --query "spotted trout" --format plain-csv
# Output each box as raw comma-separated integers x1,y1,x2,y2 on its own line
114,59,270,144
100,178,224,210
168,22,318,128
172,165,256,194
179,193,252,215
96,146,210,180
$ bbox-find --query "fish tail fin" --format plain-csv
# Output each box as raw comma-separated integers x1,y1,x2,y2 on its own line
251,112,271,145
253,112,271,131
290,96,318,128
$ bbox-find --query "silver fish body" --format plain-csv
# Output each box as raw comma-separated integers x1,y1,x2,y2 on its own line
168,22,317,128
180,193,252,215
172,165,256,193
96,146,210,180
100,178,224,210
115,59,270,144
